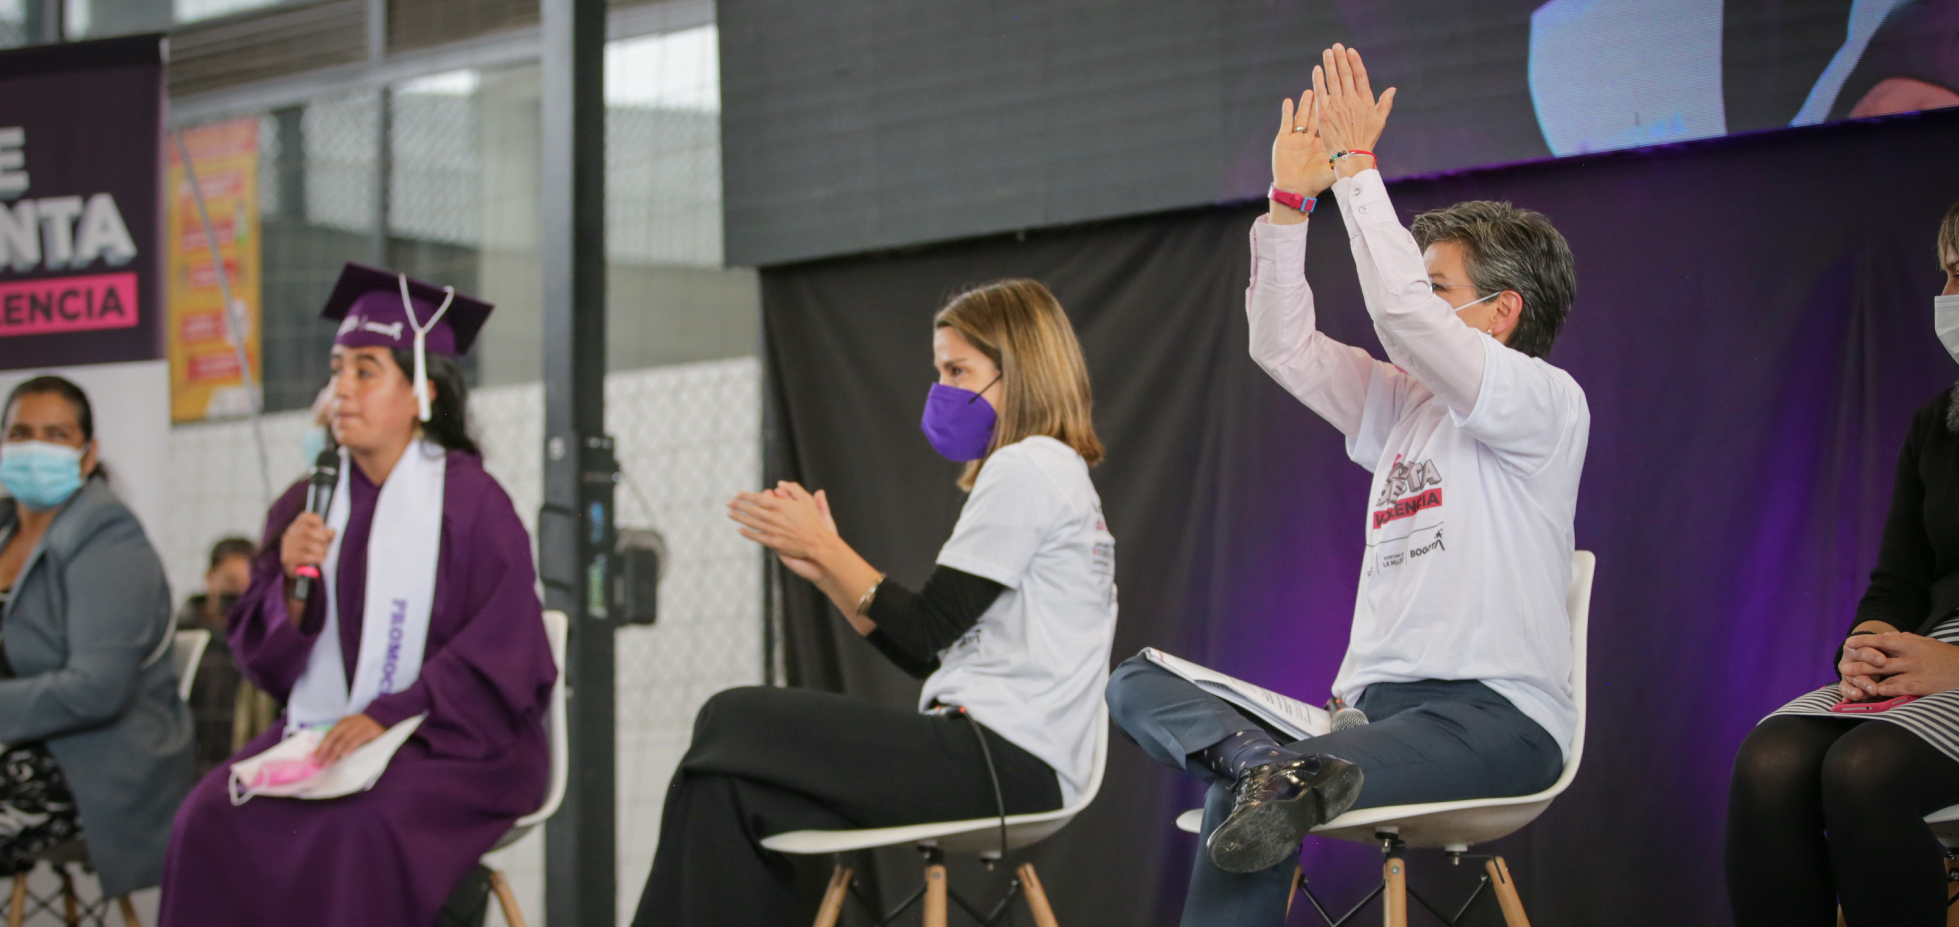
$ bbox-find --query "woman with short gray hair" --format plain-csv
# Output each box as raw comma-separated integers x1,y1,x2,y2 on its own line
1105,45,1589,926
0,375,193,900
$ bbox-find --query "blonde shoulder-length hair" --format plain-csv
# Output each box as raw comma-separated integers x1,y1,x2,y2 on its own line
934,279,1104,491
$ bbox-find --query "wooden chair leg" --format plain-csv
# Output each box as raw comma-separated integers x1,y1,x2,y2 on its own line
922,862,948,927
1018,863,1060,927
117,896,143,927
486,869,525,927
1384,852,1407,927
811,865,852,927
56,866,78,927
9,871,27,927
1485,856,1532,927
1946,855,1959,927
1285,865,1302,919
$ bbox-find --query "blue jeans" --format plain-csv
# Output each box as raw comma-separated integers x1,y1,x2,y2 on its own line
1104,654,1562,927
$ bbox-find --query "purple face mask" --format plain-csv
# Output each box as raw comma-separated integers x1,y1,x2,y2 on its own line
920,380,998,461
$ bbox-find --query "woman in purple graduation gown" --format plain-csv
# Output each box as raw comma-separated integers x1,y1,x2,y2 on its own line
159,264,556,927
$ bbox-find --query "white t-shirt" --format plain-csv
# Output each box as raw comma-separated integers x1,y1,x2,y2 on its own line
922,435,1118,805
1242,169,1589,759
1334,342,1588,759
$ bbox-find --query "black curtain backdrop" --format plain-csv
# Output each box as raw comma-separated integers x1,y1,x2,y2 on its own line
761,108,1959,926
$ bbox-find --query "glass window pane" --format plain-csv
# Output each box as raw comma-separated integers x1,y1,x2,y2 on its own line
173,0,281,26
253,91,380,413
604,24,757,374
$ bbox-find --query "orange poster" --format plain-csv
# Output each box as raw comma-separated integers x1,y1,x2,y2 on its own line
166,118,261,423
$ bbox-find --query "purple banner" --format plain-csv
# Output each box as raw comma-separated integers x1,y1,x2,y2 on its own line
0,35,162,371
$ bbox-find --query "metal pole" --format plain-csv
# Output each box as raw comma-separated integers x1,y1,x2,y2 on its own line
541,0,615,922
24,0,61,44
368,0,389,267
173,130,273,510
372,87,391,267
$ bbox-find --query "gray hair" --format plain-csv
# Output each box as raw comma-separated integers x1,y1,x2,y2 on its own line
1411,201,1577,359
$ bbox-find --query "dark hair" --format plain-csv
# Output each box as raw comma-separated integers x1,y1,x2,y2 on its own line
4,374,107,482
1412,201,1577,359
386,348,478,455
208,536,255,569
1940,198,1959,270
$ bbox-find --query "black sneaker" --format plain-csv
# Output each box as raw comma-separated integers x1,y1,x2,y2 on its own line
1205,754,1363,874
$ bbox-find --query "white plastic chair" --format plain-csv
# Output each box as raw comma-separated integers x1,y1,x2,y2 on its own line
759,704,1109,927
1926,804,1959,840
479,609,569,927
3,630,215,927
1174,550,1595,927
172,629,211,703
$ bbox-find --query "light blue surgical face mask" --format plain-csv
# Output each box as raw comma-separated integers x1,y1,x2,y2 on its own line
0,441,85,511
300,427,330,466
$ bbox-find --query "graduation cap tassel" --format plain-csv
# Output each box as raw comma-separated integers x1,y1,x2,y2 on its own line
398,274,457,423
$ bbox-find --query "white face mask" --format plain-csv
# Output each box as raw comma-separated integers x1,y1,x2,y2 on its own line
1937,294,1959,363
1450,288,1502,334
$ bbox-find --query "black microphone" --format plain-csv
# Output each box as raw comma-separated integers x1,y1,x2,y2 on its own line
292,446,339,601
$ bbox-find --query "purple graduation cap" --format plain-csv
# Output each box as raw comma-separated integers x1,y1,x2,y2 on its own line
320,262,492,422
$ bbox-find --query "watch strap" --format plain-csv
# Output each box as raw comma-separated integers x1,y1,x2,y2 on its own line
1268,186,1315,214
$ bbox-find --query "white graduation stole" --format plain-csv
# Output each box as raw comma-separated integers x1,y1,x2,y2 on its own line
286,440,446,732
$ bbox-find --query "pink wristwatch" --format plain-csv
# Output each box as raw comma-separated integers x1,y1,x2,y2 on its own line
1268,186,1315,214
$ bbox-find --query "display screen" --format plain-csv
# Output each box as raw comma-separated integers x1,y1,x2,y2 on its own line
721,0,1959,266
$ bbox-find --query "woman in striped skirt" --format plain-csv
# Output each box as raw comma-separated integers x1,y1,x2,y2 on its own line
1726,201,1959,927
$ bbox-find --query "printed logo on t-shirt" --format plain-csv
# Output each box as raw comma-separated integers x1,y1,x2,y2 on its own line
1365,454,1448,577
946,625,984,655
1371,455,1443,529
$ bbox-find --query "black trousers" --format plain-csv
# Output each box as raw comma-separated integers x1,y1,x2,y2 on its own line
0,744,78,874
1727,714,1959,926
630,686,1063,927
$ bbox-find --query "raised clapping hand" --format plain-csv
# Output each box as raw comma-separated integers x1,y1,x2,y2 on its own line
728,481,838,584
1839,631,1959,700
1312,43,1396,179
1269,90,1336,224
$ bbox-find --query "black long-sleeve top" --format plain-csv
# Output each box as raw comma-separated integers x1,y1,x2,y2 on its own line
1855,386,1959,637
862,566,1005,679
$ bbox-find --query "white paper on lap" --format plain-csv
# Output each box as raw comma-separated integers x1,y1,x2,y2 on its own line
227,713,427,805
1142,648,1331,741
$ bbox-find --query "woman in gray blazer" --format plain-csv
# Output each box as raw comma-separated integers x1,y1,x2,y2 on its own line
0,375,193,899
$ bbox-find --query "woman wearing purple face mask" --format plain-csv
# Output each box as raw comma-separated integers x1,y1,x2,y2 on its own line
632,279,1116,927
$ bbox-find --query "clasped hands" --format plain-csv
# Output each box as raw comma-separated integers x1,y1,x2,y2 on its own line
728,481,840,584
1838,630,1959,702
1270,44,1398,224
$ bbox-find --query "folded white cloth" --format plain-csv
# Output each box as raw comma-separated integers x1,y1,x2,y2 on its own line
227,713,426,805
